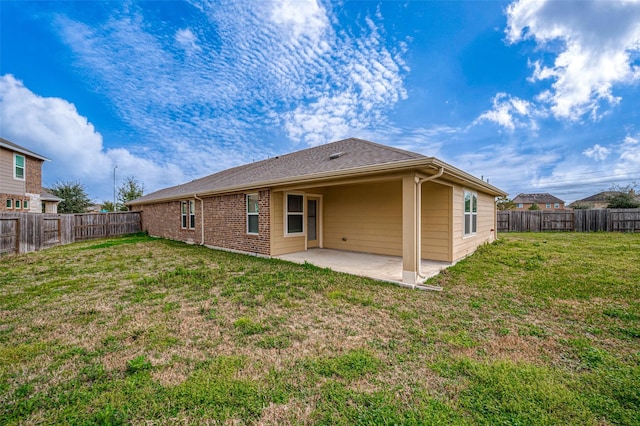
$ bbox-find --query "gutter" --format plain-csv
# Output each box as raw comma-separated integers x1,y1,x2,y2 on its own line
416,167,445,282
193,193,205,245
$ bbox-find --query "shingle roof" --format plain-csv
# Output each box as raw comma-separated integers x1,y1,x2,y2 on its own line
0,137,49,161
512,193,565,204
131,138,428,204
40,191,63,202
576,191,620,202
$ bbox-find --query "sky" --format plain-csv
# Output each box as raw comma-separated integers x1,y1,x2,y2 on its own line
1,0,639,204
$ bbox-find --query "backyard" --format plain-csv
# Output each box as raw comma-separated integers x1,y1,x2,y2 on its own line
1,232,639,425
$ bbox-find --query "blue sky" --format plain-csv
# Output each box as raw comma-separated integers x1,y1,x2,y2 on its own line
1,0,639,204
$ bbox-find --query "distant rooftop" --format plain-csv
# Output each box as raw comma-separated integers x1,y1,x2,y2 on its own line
512,193,565,204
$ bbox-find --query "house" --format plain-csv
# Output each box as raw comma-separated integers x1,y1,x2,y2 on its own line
0,138,61,213
87,203,103,213
570,191,640,209
129,138,506,284
512,193,566,210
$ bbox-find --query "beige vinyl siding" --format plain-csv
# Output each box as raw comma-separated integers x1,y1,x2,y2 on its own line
323,181,402,256
452,187,497,261
270,191,305,256
421,182,452,262
477,192,497,240
0,148,25,195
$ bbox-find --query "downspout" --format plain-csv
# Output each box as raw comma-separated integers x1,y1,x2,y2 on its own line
416,167,445,280
193,193,205,245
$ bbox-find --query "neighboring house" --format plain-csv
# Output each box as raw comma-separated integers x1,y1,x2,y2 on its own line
129,138,506,284
87,203,103,213
512,193,566,210
0,137,61,213
570,191,640,209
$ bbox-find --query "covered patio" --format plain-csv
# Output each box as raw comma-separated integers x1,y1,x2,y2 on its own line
276,248,452,290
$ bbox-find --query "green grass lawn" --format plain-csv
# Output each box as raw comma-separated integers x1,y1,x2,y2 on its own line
1,232,639,425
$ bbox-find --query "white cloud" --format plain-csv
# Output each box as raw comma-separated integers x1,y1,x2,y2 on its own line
270,0,329,44
0,74,183,201
280,13,409,145
52,0,408,154
453,143,563,197
617,134,640,170
473,92,540,131
583,144,611,161
175,28,201,53
526,133,640,203
506,0,640,121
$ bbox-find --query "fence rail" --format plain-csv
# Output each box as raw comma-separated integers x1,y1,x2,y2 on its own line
497,209,640,233
0,212,141,256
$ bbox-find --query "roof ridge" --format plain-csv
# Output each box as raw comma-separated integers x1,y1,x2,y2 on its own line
262,137,425,161
131,137,434,204
340,137,427,158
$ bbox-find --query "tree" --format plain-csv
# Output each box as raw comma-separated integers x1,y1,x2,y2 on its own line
606,183,640,209
117,176,144,211
607,193,640,208
571,203,592,210
101,201,115,212
528,203,541,210
50,181,92,213
496,196,516,211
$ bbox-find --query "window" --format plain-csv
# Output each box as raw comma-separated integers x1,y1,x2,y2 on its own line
181,201,188,228
181,200,196,229
189,200,196,229
14,154,25,180
6,199,12,209
286,193,304,235
546,203,551,208
554,203,560,209
517,203,523,208
247,194,259,234
23,200,29,210
464,190,477,236
15,200,21,209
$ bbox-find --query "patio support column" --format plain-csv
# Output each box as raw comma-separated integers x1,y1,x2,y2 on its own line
402,174,418,284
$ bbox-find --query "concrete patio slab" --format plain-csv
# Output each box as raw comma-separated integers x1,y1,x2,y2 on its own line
276,248,451,287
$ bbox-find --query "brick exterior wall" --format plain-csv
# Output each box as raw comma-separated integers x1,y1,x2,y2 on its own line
25,157,44,194
0,155,44,212
135,200,199,243
138,189,271,255
0,193,29,212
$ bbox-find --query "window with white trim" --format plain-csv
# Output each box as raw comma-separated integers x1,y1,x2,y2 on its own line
554,203,559,208
546,203,551,208
189,200,195,229
286,193,304,235
14,154,25,180
15,200,21,209
181,200,196,229
23,200,29,210
6,199,13,209
464,190,477,236
247,193,259,234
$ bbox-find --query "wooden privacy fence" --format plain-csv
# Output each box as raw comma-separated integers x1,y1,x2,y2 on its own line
497,209,640,233
0,212,141,256
74,212,141,241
